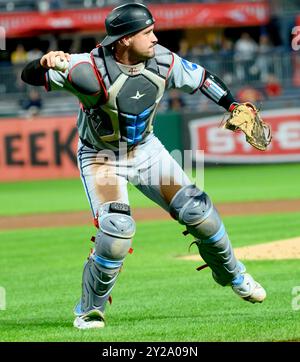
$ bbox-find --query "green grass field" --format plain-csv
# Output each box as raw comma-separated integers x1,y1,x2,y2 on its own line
0,163,300,341
1,163,300,215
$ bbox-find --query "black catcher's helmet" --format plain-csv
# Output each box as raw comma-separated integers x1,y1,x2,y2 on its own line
101,3,155,47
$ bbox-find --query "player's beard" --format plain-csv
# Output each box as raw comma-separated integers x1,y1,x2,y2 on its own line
119,43,156,64
138,46,155,61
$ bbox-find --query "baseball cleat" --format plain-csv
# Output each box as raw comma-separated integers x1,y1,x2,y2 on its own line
73,309,105,330
231,273,266,303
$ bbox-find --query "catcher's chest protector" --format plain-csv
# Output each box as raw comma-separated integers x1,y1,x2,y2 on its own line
86,45,172,146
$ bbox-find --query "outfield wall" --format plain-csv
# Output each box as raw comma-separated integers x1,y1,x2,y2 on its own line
0,116,78,181
0,113,183,181
0,108,299,181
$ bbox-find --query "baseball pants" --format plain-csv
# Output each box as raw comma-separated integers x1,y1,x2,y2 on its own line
77,133,192,216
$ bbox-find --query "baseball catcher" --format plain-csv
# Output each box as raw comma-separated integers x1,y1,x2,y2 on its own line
21,3,268,330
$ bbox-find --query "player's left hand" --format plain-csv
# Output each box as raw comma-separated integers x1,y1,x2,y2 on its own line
223,102,272,151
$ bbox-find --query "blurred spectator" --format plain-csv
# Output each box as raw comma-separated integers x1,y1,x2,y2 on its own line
234,33,258,81
264,74,282,98
20,89,43,118
37,0,50,13
191,43,214,57
219,37,234,85
178,38,189,58
11,44,28,91
190,42,216,73
11,44,28,65
219,37,234,57
167,89,186,111
236,86,264,104
252,34,274,82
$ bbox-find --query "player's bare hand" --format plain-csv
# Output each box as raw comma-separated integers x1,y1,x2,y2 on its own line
40,51,71,69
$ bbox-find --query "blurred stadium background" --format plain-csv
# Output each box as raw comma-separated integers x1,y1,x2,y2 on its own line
1,0,300,174
1,0,300,117
1,0,300,342
0,0,300,117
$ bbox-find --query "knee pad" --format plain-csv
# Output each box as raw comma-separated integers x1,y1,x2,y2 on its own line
80,202,136,314
94,202,136,266
169,184,224,242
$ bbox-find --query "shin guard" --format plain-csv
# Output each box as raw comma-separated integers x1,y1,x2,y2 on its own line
79,202,135,314
170,185,241,286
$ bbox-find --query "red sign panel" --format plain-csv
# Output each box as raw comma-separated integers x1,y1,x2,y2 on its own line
0,2,270,37
189,109,300,163
0,116,79,181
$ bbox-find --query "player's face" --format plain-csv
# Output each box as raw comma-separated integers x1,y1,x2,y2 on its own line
127,25,158,60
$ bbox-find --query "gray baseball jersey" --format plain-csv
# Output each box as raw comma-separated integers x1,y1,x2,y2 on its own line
46,45,205,149
45,45,204,217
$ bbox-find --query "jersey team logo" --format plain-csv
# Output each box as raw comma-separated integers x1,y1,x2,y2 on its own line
181,59,198,71
130,91,145,100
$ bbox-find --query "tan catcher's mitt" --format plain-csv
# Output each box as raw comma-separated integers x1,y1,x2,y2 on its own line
223,102,272,151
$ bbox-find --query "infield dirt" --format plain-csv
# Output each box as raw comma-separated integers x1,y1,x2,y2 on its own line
1,199,300,230
1,199,300,260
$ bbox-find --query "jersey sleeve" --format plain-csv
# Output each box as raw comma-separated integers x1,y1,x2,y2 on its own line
166,53,205,94
45,53,91,93
45,53,102,108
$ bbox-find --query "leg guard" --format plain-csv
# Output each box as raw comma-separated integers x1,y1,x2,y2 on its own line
169,184,241,286
79,202,135,314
